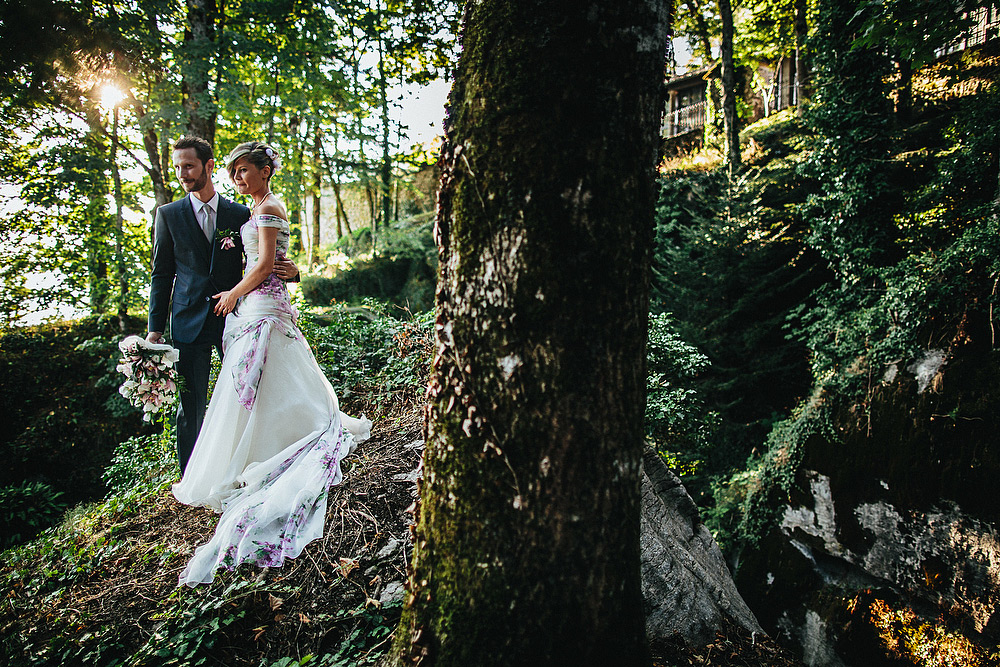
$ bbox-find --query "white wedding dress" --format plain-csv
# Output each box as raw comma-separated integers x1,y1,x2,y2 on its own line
172,213,370,587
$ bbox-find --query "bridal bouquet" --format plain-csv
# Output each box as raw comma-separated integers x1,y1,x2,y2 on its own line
117,335,181,422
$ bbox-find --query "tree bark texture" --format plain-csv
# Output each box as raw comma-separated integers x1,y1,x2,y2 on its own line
718,0,740,176
377,27,394,229
181,0,216,144
794,0,810,106
312,128,322,264
389,1,672,665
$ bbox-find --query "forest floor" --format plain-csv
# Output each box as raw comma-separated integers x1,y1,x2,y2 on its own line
1,387,801,666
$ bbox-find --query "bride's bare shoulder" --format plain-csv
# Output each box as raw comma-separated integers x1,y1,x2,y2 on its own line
256,198,288,221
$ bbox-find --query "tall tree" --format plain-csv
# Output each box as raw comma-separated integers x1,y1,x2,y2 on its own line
388,0,672,664
180,0,217,143
311,127,323,265
794,0,810,105
718,0,740,176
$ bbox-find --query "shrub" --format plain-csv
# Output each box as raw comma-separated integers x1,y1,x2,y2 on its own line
0,480,68,548
103,427,178,497
299,302,434,404
644,313,717,494
0,314,153,545
301,221,437,312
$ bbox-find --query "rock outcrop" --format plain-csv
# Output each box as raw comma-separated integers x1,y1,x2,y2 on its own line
736,347,1000,665
640,448,764,644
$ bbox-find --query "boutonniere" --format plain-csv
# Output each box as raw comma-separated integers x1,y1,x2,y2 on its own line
216,229,237,250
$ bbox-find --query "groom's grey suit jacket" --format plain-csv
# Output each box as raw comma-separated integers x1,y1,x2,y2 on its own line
148,195,250,344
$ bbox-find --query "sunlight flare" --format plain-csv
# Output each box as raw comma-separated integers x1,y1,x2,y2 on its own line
97,82,126,111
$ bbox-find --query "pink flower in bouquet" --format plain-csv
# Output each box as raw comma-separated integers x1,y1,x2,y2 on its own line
116,335,182,423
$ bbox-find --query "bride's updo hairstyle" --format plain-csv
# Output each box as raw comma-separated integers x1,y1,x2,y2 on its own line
224,141,281,181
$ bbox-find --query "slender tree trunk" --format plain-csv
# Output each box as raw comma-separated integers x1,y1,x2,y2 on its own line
718,0,740,177
387,1,671,664
287,115,303,256
111,106,127,328
182,0,217,144
366,178,377,251
330,128,352,237
394,173,400,222
82,102,110,314
140,10,171,210
377,5,394,230
794,0,810,107
128,100,171,209
266,70,279,144
333,181,351,236
312,128,322,265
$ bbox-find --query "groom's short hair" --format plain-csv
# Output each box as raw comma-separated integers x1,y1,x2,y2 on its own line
173,136,214,166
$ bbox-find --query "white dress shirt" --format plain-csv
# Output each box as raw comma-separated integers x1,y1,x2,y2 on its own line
189,192,219,242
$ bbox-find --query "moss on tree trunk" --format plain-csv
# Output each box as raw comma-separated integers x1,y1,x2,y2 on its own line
387,1,672,665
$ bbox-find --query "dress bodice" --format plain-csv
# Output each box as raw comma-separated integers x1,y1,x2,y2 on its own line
242,214,291,268
241,214,291,301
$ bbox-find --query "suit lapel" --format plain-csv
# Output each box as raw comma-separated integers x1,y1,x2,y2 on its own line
211,196,240,275
208,195,223,273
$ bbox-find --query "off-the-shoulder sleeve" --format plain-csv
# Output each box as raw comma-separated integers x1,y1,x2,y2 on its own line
253,214,289,229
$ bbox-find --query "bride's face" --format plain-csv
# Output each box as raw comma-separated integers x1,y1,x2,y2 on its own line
231,157,271,196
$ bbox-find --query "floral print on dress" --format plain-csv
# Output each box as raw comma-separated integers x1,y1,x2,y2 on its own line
223,215,304,411
181,419,358,581
175,212,371,587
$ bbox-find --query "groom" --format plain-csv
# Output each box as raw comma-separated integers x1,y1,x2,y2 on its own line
146,136,298,473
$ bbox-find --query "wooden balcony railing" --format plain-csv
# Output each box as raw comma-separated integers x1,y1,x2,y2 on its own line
662,100,707,139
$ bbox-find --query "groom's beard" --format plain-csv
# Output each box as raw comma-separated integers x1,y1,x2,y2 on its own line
181,170,209,193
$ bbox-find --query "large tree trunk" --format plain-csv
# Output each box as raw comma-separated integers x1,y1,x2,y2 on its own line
718,0,740,177
388,1,672,665
181,0,216,144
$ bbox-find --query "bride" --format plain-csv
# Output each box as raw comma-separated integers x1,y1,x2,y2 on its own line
172,140,370,587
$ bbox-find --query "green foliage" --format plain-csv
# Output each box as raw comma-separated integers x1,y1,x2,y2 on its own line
0,114,151,325
652,136,821,490
102,427,178,497
299,301,434,403
0,478,169,665
1,0,460,326
709,394,831,551
0,301,422,665
851,0,981,69
0,481,68,549
301,601,404,667
800,0,896,281
793,46,1000,381
301,221,437,312
681,31,1000,554
645,313,717,486
0,316,153,526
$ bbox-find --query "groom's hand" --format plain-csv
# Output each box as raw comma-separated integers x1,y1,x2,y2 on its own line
276,258,300,282
146,331,165,344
